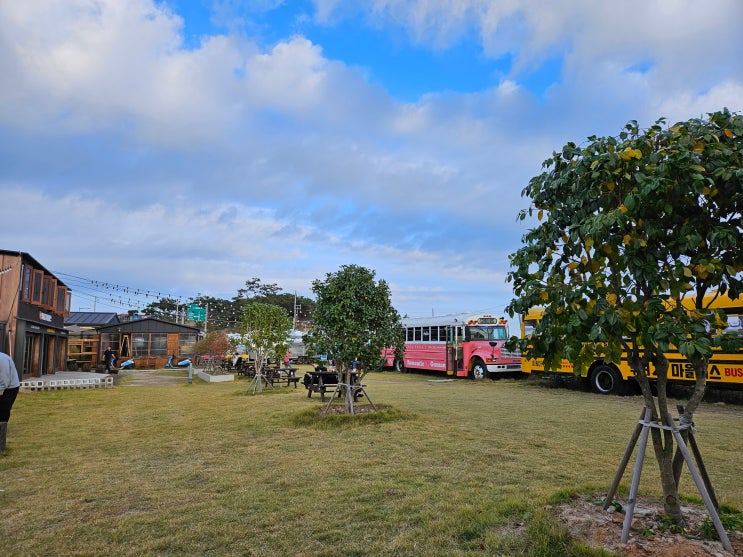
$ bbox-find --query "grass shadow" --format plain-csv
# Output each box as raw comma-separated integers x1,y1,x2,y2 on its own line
290,405,417,429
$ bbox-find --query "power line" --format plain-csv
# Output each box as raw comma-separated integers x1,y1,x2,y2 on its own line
54,272,194,312
53,272,254,328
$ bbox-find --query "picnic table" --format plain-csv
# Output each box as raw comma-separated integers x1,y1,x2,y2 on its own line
303,370,363,401
266,366,300,387
302,371,338,401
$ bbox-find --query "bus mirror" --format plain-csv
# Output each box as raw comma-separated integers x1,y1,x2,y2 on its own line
489,341,496,347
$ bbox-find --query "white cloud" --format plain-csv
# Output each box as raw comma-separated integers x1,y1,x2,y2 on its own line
0,0,740,317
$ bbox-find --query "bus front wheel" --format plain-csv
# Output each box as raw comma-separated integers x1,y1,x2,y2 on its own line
590,365,624,395
470,360,488,380
394,359,405,372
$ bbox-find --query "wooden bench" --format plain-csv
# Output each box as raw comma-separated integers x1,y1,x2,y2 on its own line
281,376,300,388
303,371,367,402
303,372,339,401
269,373,300,388
263,367,300,388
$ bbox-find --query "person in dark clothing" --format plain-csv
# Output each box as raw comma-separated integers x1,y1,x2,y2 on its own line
103,346,114,372
0,351,21,452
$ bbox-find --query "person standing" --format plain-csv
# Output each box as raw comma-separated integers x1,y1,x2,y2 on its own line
0,351,21,452
103,346,114,373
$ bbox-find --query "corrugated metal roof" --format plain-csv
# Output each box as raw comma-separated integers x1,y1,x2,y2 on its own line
65,312,120,326
97,317,200,333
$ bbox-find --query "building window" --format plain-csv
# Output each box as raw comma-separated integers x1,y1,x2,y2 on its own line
150,333,168,356
31,269,43,304
100,333,121,359
132,334,149,357
42,276,56,309
21,266,32,301
179,333,197,356
56,286,66,314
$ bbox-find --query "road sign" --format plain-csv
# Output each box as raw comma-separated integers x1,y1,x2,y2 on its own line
187,304,206,322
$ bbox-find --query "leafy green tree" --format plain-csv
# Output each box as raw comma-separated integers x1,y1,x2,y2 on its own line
304,264,405,414
506,109,742,523
234,277,315,323
237,278,282,299
241,302,293,390
141,297,180,321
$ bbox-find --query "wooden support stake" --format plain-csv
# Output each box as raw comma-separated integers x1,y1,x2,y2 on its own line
621,408,652,543
246,371,273,394
611,406,732,553
604,408,647,510
323,382,377,414
677,404,719,511
664,414,732,553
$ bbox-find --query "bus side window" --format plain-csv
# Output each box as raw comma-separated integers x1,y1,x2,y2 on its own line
523,320,537,338
422,327,430,341
726,314,741,335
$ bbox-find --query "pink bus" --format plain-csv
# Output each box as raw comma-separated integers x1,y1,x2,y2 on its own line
382,313,522,379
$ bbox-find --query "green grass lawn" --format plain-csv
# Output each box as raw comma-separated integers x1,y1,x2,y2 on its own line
1,370,741,556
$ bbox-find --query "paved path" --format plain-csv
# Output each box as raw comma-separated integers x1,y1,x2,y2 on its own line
32,370,188,387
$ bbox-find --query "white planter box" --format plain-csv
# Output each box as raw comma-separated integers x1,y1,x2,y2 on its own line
197,371,235,383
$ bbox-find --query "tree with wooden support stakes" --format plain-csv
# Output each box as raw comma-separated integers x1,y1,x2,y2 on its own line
241,302,293,394
304,264,405,415
505,109,742,549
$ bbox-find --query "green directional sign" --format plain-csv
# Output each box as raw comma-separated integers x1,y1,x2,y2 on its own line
187,304,206,322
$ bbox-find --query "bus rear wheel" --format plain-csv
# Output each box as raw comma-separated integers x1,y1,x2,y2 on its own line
394,359,405,372
590,364,624,395
470,360,488,380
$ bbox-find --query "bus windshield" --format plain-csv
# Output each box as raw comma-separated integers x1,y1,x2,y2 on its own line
467,325,507,341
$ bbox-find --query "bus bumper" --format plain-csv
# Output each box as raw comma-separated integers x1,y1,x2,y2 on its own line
487,364,522,374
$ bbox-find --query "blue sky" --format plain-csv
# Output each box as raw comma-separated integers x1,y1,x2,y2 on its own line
1,0,741,321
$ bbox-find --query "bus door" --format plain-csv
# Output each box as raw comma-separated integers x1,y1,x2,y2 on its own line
446,325,464,375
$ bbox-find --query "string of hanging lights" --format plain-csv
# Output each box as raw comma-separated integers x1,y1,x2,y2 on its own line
53,272,305,330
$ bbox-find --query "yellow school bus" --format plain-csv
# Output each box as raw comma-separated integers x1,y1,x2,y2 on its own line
520,292,743,394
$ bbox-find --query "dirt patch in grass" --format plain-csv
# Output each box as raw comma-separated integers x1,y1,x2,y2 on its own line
322,403,380,415
291,404,416,428
553,493,743,556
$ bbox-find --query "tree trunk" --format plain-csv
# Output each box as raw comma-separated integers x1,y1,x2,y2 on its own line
650,356,684,522
340,364,354,414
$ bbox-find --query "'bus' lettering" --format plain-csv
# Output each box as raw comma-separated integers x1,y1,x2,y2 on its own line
724,367,743,378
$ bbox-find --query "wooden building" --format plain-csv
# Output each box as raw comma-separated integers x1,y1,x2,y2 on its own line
97,318,200,369
65,312,120,371
0,250,71,378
